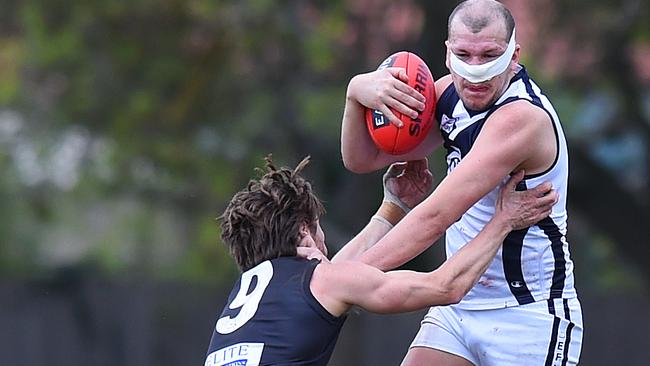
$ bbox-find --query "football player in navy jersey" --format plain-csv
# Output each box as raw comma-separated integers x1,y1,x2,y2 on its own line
205,155,557,366
339,1,583,365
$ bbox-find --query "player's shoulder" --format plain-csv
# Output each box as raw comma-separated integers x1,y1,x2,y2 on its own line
310,260,368,317
310,259,337,292
313,259,362,281
435,74,453,96
488,99,550,132
311,259,378,293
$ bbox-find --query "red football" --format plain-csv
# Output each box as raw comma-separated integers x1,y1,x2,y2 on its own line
365,51,437,155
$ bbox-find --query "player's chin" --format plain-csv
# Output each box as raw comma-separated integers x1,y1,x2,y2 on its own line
461,96,490,110
460,89,496,110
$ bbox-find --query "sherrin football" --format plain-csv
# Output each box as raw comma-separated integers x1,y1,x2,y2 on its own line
365,51,437,155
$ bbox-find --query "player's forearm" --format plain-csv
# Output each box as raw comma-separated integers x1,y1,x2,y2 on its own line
368,266,475,313
333,219,390,263
359,204,448,271
434,216,512,301
360,164,506,271
333,202,406,263
365,270,451,313
341,80,385,173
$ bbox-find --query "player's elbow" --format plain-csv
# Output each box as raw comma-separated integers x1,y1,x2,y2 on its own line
342,158,365,173
435,286,464,305
431,273,466,305
342,155,375,174
444,286,466,304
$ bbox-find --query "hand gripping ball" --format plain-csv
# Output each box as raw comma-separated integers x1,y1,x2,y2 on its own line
365,51,437,155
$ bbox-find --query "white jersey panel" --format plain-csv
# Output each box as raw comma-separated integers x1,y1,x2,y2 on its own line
437,66,577,309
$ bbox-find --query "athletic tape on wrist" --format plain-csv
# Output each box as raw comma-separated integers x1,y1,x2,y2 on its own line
383,193,410,213
383,181,411,214
376,201,406,226
371,215,394,229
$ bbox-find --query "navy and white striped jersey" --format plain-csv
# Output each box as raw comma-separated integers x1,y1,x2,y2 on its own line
437,66,577,309
205,257,345,366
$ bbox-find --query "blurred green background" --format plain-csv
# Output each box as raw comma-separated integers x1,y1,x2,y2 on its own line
0,0,648,365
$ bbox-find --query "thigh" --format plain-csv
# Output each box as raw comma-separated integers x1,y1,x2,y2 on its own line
404,306,478,366
468,298,583,366
402,347,474,366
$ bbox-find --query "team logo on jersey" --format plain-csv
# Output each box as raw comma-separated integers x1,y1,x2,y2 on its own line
510,281,524,288
440,114,458,134
446,146,461,173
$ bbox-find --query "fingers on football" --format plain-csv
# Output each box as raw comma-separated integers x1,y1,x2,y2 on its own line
392,79,426,108
386,67,409,83
384,69,425,104
386,67,426,108
385,97,419,121
377,105,403,128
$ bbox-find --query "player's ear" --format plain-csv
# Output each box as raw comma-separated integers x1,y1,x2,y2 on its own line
297,222,314,248
511,44,521,69
444,40,451,69
299,222,311,236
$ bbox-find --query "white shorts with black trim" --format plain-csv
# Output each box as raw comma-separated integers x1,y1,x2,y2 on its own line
409,297,583,366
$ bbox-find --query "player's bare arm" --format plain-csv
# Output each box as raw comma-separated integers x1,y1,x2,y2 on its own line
311,171,558,317
332,159,433,262
340,71,452,173
359,100,557,270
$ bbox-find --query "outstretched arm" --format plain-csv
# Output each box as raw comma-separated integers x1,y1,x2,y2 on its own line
429,171,558,301
332,159,433,262
312,171,558,316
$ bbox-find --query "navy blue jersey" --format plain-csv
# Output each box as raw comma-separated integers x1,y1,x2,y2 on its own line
205,257,346,366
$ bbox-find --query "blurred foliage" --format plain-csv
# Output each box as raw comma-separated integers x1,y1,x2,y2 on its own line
0,0,648,292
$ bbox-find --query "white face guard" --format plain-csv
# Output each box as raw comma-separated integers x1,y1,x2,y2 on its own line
449,29,516,83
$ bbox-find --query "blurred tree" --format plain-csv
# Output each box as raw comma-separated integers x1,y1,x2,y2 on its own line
0,1,648,365
539,0,650,284
0,0,647,286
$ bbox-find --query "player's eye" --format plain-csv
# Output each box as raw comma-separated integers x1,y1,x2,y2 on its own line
483,50,503,60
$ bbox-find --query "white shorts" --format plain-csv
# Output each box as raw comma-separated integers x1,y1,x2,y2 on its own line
410,298,583,366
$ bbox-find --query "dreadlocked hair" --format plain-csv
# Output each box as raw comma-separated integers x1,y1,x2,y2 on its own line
219,155,325,271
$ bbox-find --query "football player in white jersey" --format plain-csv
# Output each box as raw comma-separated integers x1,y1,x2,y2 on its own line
339,0,583,365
